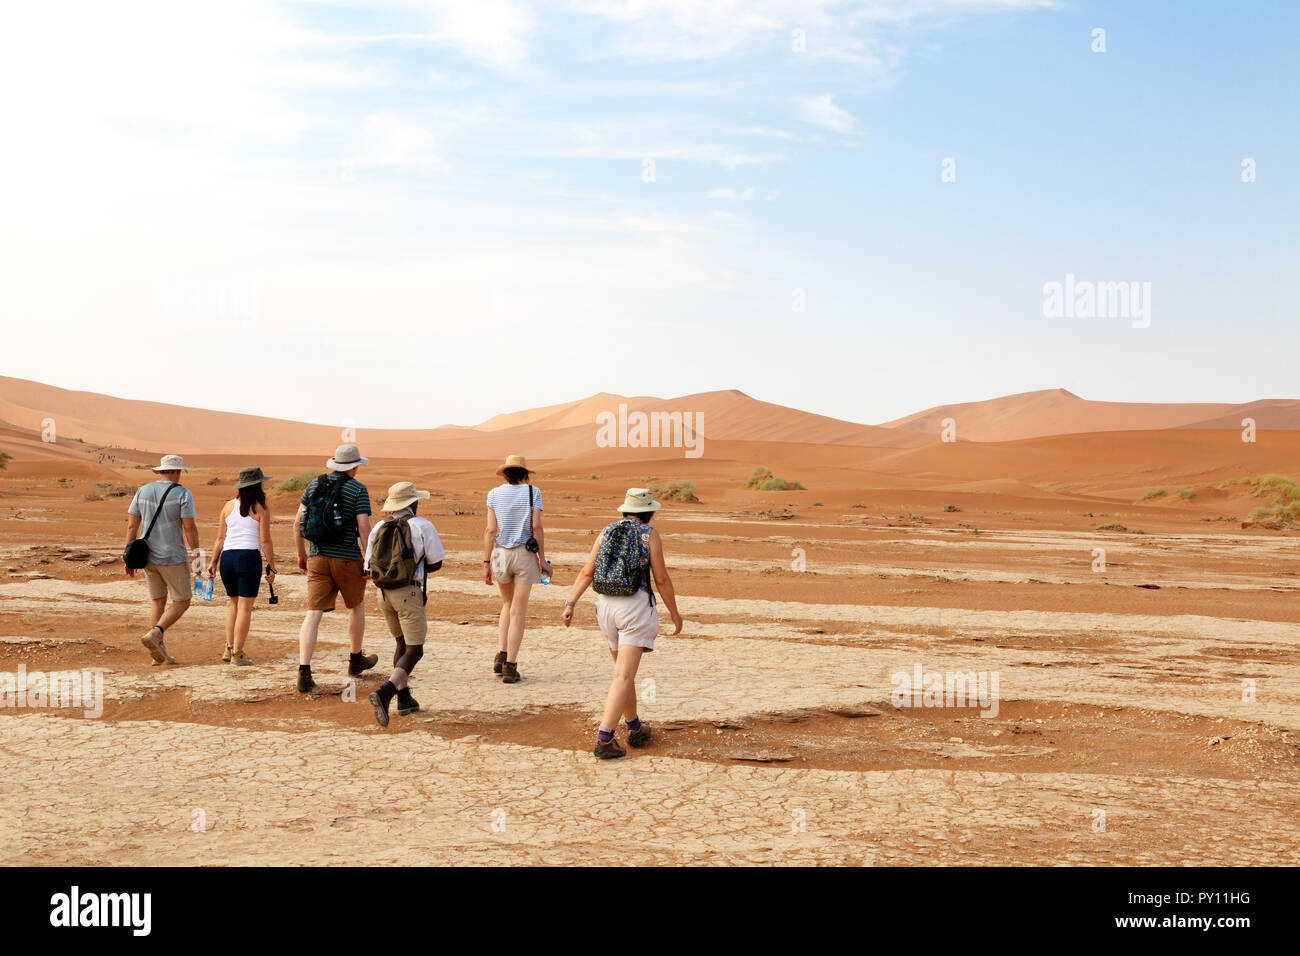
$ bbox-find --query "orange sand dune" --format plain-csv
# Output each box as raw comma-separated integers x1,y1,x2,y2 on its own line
0,377,923,459
880,387,1300,442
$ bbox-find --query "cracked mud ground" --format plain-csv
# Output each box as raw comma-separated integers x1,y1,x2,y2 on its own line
2,470,1298,865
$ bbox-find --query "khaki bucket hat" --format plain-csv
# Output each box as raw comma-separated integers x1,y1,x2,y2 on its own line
235,466,272,489
152,454,189,473
327,444,369,471
618,488,661,514
382,481,430,512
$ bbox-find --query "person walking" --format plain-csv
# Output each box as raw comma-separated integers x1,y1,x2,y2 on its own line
293,444,377,692
363,481,445,726
483,454,551,684
206,467,278,666
124,454,201,665
562,488,683,759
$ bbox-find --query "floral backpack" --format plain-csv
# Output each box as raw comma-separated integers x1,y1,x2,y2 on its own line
592,518,653,602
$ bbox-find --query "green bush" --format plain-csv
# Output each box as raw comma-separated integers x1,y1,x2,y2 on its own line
275,470,317,493
1177,488,1195,500
1138,489,1167,501
746,466,773,489
0,451,10,471
748,466,804,492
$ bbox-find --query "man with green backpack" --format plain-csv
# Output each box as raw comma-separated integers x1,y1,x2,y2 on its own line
363,481,445,727
293,444,377,692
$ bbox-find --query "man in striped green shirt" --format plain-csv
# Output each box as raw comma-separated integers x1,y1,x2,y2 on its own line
293,444,378,693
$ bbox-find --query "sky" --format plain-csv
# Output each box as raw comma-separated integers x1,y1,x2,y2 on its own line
1,0,1296,430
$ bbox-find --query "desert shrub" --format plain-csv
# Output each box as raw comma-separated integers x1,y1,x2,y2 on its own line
746,467,773,489
759,477,788,491
943,504,962,513
1138,489,1167,501
0,451,11,470
662,481,698,503
1177,488,1195,500
1224,474,1300,503
83,491,104,501
276,470,317,493
1096,523,1128,532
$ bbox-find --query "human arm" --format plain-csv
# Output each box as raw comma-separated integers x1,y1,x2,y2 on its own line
561,537,602,627
483,508,499,584
294,504,308,570
123,512,142,578
207,501,230,577
649,529,683,634
356,512,372,578
258,502,277,576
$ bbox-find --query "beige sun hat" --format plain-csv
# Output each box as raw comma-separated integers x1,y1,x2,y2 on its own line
495,454,530,476
382,481,430,512
152,454,189,473
326,443,369,471
618,488,661,514
234,466,272,489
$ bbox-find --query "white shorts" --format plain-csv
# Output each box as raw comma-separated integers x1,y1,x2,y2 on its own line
595,592,658,652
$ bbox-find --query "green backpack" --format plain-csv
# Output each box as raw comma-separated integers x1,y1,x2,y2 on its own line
369,516,422,592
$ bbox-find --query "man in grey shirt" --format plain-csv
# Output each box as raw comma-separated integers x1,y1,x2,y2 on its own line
125,455,200,665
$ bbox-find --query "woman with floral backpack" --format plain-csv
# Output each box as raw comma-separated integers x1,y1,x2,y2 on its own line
561,488,683,759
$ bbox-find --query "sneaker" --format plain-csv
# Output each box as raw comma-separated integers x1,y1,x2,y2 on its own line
231,649,253,667
627,722,652,748
369,688,392,727
501,662,521,684
593,737,627,759
296,670,316,694
493,650,507,675
141,627,175,665
221,644,232,663
396,689,420,716
348,652,379,676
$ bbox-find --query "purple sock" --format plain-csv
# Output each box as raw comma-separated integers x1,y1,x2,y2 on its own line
597,727,614,742
625,717,641,731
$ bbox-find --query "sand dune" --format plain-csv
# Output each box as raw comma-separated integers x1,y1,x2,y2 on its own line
879,387,1300,442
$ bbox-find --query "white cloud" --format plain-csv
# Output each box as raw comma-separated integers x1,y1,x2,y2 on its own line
800,93,859,134
707,187,754,200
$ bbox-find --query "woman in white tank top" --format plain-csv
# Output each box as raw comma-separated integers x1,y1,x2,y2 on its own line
205,467,278,665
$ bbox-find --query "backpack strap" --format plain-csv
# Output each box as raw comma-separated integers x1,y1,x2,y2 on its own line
141,482,179,543
526,483,535,540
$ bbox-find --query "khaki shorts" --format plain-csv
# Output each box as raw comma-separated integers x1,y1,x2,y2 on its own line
596,592,659,652
145,562,192,602
377,584,427,645
306,556,367,611
491,544,540,586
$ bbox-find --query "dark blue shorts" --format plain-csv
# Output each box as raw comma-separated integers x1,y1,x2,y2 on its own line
220,549,262,598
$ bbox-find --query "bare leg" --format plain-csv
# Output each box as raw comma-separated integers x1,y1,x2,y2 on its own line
600,645,644,731
506,582,533,661
347,602,365,654
224,600,237,650
299,610,324,666
149,596,167,629
233,597,255,652
496,581,514,653
608,649,638,721
157,599,191,631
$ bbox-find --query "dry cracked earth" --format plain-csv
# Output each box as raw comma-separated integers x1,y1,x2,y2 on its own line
2,475,1298,865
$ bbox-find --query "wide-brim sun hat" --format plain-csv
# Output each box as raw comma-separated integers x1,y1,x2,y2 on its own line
618,488,661,514
382,481,431,512
152,454,189,473
235,466,272,490
495,454,530,476
326,443,369,471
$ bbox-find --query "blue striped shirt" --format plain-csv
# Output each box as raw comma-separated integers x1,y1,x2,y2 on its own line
487,483,542,548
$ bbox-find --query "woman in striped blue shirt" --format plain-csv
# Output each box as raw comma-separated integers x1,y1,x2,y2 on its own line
483,455,551,683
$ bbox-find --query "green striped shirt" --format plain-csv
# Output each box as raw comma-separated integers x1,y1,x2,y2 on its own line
300,475,372,560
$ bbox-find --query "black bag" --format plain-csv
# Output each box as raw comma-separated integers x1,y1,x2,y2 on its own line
523,483,539,553
123,482,179,569
302,473,348,545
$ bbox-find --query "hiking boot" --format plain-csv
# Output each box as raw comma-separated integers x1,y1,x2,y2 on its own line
593,737,627,760
369,688,393,727
231,649,253,667
493,651,507,675
221,644,232,663
501,662,521,683
627,722,652,748
141,627,175,665
297,669,316,694
396,689,420,716
348,651,379,676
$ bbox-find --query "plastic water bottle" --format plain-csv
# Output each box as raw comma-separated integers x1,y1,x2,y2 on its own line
539,564,551,586
193,576,204,599
203,576,214,602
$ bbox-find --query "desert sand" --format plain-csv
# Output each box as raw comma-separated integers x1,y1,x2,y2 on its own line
1,378,1298,865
